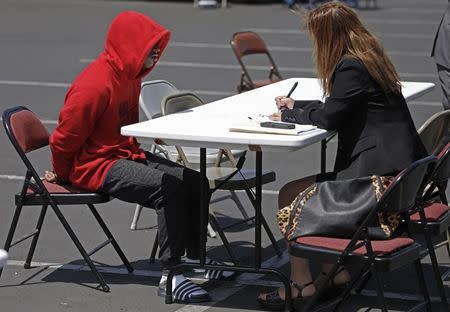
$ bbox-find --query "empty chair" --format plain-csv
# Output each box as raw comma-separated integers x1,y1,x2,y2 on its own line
231,31,282,93
130,80,179,230
0,106,133,292
131,81,246,234
408,143,450,309
417,109,450,156
150,92,281,264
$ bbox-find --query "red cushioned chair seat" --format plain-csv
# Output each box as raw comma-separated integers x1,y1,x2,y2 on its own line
295,236,414,256
18,180,109,206
410,202,449,222
27,180,86,194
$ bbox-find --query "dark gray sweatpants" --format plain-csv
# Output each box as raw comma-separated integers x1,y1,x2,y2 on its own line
100,152,208,270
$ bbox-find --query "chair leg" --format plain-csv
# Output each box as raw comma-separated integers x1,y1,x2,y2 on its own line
446,228,450,260
88,204,133,273
0,204,24,277
24,204,48,269
443,229,450,280
354,270,372,294
149,232,159,263
49,202,110,291
244,189,282,256
208,213,238,265
414,259,432,312
371,265,388,312
422,229,448,309
228,190,251,221
207,222,217,238
130,204,143,230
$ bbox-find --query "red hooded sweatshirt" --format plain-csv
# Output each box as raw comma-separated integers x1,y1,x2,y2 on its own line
49,11,170,191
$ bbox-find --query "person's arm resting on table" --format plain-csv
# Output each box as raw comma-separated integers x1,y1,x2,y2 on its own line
281,59,365,130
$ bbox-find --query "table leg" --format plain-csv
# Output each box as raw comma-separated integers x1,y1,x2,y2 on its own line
200,147,207,266
255,151,262,269
165,148,291,311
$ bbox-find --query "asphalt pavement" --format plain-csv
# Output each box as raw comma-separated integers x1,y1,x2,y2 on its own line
0,0,449,311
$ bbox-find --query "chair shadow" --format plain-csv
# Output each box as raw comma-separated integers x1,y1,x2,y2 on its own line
0,240,286,293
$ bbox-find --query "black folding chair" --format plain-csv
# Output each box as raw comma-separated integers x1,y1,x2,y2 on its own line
0,106,133,292
289,155,437,312
408,143,450,309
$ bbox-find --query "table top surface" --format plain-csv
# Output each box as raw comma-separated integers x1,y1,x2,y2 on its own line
121,78,435,152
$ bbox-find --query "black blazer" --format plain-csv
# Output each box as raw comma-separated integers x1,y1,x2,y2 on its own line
281,57,427,179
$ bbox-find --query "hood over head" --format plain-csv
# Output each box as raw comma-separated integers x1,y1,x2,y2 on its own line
104,11,170,79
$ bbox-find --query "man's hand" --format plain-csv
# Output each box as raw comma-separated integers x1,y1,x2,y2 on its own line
44,170,68,184
274,96,295,111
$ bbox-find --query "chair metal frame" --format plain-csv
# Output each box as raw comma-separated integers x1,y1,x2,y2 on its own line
130,80,179,231
0,106,133,292
231,31,282,93
289,156,437,312
149,92,281,264
131,81,246,243
407,144,450,309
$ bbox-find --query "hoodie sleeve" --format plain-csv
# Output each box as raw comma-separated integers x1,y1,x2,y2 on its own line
281,58,366,130
49,86,109,181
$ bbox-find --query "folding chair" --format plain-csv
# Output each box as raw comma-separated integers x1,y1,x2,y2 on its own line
131,80,246,235
417,110,450,156
130,80,179,230
412,110,450,282
408,143,450,309
149,92,281,264
289,155,437,312
231,31,282,93
0,106,133,292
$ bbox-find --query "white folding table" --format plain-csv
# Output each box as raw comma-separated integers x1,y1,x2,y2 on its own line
121,77,434,309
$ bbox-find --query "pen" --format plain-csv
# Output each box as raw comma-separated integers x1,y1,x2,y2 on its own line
287,81,298,98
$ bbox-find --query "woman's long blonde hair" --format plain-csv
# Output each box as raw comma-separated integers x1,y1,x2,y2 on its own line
303,2,401,95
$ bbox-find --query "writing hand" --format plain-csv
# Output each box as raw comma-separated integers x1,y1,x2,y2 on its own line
269,112,282,121
274,96,295,111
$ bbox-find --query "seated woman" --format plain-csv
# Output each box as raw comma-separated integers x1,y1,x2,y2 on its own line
257,2,427,310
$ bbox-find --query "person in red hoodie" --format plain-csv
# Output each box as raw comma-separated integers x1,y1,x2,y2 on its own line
46,11,231,303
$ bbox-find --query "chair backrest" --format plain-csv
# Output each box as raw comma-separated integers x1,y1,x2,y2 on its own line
161,92,203,116
2,106,50,182
231,31,269,58
431,142,450,184
377,155,437,214
139,80,179,119
417,110,450,155
3,106,49,156
230,31,282,92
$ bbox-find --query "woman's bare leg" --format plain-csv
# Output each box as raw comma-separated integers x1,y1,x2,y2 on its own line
259,175,317,300
278,175,317,208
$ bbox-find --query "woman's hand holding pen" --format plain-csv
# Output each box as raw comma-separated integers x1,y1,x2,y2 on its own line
270,81,298,120
274,96,295,111
271,97,294,120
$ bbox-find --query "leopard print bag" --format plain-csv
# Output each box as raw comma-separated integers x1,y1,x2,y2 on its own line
277,175,398,241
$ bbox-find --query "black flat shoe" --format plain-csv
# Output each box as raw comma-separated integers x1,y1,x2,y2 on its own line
257,280,314,311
